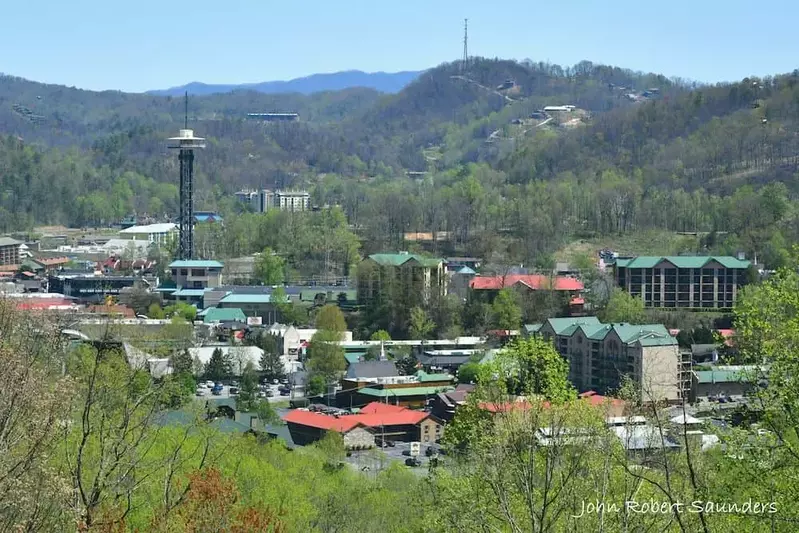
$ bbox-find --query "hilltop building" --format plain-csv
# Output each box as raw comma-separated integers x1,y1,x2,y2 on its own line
526,317,686,402
357,252,446,304
613,256,751,309
234,189,311,213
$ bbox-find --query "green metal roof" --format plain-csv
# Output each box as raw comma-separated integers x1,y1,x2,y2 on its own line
359,386,453,397
169,260,224,268
523,324,543,334
614,256,750,270
345,353,363,364
546,317,601,335
695,370,753,384
173,288,206,297
202,307,246,324
219,293,275,304
367,253,443,268
612,324,672,344
416,370,454,382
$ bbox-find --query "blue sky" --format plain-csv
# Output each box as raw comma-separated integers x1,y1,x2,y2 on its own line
2,0,797,92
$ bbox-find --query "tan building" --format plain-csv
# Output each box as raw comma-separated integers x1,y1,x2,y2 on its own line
613,256,751,309
169,260,223,289
529,317,682,402
0,237,22,266
357,252,445,305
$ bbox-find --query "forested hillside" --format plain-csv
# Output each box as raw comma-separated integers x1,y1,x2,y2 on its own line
2,59,799,269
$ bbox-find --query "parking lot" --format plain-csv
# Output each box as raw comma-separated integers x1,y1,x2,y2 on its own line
193,381,304,403
345,440,442,473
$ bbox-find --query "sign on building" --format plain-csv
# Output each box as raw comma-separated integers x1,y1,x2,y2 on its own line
410,441,421,457
247,316,262,326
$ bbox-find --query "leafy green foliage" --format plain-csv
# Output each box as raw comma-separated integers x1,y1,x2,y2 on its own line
253,247,285,285
408,307,435,339
491,288,522,330
307,329,346,385
314,304,347,333
235,362,260,412
204,347,231,381
599,287,647,324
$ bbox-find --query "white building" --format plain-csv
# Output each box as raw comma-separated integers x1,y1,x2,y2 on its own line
268,323,353,360
188,345,264,376
118,223,178,246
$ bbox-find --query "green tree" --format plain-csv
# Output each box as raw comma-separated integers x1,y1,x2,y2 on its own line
147,302,166,319
457,361,481,384
491,288,522,330
483,336,575,402
170,349,194,375
272,286,307,326
164,302,197,322
257,334,285,380
599,288,646,324
307,329,346,385
254,247,285,285
204,347,231,382
306,374,327,396
408,306,435,339
315,304,347,333
235,362,259,412
369,329,391,341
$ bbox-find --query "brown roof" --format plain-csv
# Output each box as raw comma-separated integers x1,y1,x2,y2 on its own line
86,304,136,318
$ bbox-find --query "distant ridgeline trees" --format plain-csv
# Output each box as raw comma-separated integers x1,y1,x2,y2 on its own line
3,62,799,269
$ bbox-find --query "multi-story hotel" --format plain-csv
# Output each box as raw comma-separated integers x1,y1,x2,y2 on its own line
613,256,751,309
527,317,686,402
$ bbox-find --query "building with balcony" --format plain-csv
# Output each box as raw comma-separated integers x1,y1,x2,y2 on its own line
613,256,751,309
169,260,223,290
0,237,22,266
357,252,445,305
528,317,682,402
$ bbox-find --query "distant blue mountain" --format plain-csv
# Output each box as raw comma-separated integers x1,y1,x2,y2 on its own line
147,70,423,96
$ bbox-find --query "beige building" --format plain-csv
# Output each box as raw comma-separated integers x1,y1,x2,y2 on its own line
357,252,445,305
528,317,682,402
170,260,223,289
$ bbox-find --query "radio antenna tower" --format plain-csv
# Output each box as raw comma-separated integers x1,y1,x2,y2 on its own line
168,92,205,260
461,18,469,73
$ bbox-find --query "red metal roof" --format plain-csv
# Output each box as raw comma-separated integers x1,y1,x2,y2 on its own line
469,275,583,292
282,410,363,432
360,402,408,414
570,297,585,305
283,405,430,432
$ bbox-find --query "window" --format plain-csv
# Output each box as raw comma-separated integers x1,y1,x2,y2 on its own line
180,269,188,276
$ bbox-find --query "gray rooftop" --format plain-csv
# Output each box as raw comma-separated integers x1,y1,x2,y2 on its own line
345,361,399,379
0,237,22,247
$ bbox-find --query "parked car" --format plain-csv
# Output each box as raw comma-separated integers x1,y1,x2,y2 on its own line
229,387,239,396
211,388,222,396
376,437,394,448
195,389,205,397
272,379,279,385
425,446,439,457
266,389,275,397
205,380,214,388
279,389,290,396
405,457,422,467
401,450,411,457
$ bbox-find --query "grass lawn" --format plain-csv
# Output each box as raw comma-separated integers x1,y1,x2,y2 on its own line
556,230,703,262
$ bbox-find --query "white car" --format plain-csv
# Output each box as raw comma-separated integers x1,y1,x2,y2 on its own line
205,380,215,388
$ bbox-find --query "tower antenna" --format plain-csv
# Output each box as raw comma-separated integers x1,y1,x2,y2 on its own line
169,95,205,260
462,18,469,73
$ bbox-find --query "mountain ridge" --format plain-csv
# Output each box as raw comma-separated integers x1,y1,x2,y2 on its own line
146,69,424,96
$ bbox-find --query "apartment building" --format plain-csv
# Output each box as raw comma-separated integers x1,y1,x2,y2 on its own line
357,252,446,305
528,317,682,402
170,260,223,289
234,189,311,213
613,256,751,309
0,237,22,266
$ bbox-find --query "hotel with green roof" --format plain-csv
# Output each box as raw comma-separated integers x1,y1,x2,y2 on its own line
527,317,688,402
613,256,751,309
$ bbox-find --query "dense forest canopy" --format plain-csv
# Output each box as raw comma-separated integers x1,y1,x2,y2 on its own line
2,58,799,267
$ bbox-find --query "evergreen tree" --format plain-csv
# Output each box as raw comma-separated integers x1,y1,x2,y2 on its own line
204,347,231,382
170,349,194,375
235,362,259,412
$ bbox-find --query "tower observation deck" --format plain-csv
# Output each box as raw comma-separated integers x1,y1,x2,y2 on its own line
168,128,205,260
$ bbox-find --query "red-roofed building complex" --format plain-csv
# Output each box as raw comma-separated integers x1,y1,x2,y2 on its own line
282,402,444,448
469,274,584,293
